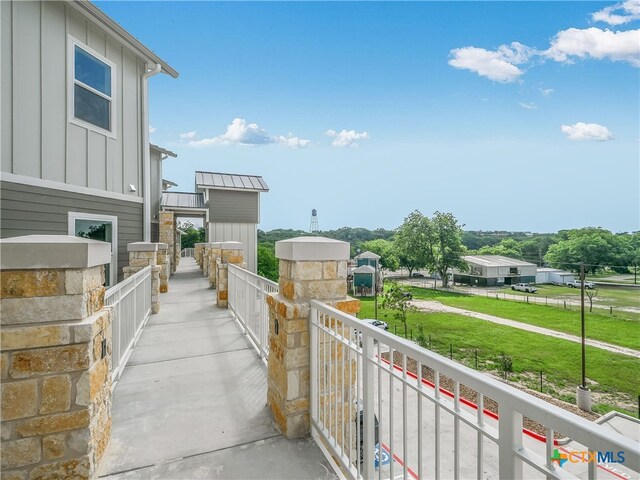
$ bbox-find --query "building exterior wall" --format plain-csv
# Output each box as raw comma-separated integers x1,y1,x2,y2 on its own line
0,181,143,282
150,148,163,227
208,222,257,273
209,190,259,223
1,0,145,197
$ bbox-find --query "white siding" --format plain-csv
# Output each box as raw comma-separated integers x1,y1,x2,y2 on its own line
208,222,258,274
1,1,144,198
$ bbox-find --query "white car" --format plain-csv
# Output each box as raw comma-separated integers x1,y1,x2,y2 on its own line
511,283,538,293
567,280,596,289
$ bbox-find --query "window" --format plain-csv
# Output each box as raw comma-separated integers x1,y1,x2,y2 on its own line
68,212,118,287
69,38,116,136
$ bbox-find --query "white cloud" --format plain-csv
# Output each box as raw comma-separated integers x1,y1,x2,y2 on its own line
518,102,537,110
592,0,640,26
149,126,156,134
540,88,555,97
180,131,197,140
325,129,370,148
560,122,614,141
274,135,311,149
545,28,640,67
448,42,533,83
187,119,309,148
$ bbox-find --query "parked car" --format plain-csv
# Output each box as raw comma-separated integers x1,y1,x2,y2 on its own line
411,272,425,278
364,319,389,331
511,283,538,293
567,280,596,289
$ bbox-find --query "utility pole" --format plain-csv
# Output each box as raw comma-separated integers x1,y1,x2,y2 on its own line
580,262,586,388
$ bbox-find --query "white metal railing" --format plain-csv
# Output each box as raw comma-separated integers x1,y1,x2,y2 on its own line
181,247,195,257
105,266,152,383
309,300,639,480
228,264,278,362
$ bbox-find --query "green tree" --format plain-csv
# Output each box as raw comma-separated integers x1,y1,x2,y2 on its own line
423,212,468,288
178,221,205,249
361,239,399,271
257,244,279,281
477,238,524,259
394,210,429,277
381,281,415,338
544,227,628,274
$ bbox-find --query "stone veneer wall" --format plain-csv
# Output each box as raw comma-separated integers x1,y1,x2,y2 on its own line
194,244,205,269
158,212,175,275
208,244,221,288
215,243,244,308
266,237,360,441
0,236,113,479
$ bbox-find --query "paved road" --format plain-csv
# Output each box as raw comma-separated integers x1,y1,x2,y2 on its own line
409,299,640,359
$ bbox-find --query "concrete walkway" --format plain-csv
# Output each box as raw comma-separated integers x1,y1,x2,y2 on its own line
99,257,336,479
411,299,640,358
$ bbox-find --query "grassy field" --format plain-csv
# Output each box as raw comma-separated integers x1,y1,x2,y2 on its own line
496,284,640,310
357,298,640,415
402,286,640,350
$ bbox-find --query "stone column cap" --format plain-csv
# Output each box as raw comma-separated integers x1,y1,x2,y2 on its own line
194,243,206,247
210,242,222,248
0,235,111,269
156,243,168,251
128,242,160,252
219,241,244,250
275,236,350,261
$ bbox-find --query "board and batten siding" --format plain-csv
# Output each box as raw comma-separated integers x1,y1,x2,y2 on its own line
0,181,143,282
209,190,259,224
0,0,144,196
208,223,258,274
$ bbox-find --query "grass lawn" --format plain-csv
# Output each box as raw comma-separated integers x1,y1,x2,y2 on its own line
357,298,640,415
401,286,640,350
496,284,640,310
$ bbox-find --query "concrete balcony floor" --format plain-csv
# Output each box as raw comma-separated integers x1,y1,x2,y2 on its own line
99,257,336,479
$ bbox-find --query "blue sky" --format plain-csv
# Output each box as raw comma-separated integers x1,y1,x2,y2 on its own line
98,1,640,233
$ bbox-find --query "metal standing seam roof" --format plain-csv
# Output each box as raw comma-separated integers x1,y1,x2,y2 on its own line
355,251,381,260
463,255,536,268
195,171,269,192
161,192,206,209
353,265,376,274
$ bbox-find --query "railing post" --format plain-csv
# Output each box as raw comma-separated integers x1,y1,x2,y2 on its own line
266,236,360,440
498,406,524,480
362,335,376,479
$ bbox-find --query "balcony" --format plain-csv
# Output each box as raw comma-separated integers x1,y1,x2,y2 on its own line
101,239,638,480
98,256,333,479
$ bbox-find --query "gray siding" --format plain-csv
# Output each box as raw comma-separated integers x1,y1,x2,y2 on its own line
208,223,258,273
150,148,162,224
209,190,259,223
1,1,144,196
0,181,143,282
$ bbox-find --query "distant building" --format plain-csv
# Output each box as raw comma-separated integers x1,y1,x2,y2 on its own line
355,250,381,268
352,265,376,296
451,255,537,287
536,268,575,285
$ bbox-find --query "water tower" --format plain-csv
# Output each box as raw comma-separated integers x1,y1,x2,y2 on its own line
310,209,319,233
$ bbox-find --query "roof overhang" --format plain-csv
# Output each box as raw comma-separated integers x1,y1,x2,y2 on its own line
69,1,179,78
151,144,177,158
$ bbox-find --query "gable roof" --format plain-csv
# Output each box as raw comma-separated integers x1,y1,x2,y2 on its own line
195,171,269,192
69,1,178,78
161,192,205,209
151,144,177,158
355,251,381,260
353,265,376,274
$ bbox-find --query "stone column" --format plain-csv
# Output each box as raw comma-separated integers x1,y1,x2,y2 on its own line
203,243,211,278
266,237,360,439
124,242,161,314
0,235,113,479
215,242,245,308
158,211,175,275
156,243,170,293
194,243,205,269
208,242,221,288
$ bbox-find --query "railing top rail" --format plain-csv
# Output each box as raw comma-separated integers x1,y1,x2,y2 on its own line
310,299,640,462
228,263,278,289
105,265,152,300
